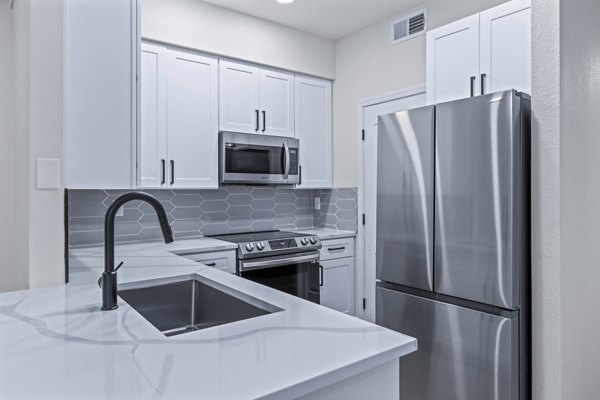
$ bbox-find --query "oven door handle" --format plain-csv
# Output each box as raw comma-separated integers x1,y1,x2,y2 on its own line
283,142,290,180
240,253,320,272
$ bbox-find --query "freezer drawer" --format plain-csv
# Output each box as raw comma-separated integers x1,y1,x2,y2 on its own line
434,90,528,309
376,286,519,400
376,106,435,291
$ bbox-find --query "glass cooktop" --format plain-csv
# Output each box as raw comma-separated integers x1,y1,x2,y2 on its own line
209,230,308,244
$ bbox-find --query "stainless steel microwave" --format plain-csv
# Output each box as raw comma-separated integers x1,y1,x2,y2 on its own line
219,131,300,185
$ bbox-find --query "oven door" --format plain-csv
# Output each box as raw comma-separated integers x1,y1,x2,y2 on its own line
220,131,299,185
239,252,321,304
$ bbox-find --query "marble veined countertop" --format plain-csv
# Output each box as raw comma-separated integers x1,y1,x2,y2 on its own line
0,236,414,400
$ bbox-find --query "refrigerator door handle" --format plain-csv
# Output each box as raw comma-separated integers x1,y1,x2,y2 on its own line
480,73,487,95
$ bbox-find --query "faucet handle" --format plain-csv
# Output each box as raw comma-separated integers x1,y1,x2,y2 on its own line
98,261,125,288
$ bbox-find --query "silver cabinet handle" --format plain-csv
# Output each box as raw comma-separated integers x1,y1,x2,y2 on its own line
262,110,266,133
480,73,487,95
255,110,259,132
470,76,476,97
319,265,324,287
283,142,290,179
161,159,166,185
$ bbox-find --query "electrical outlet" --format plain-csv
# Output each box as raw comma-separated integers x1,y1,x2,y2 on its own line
314,197,321,210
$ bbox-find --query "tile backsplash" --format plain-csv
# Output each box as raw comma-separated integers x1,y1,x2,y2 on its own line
67,187,358,247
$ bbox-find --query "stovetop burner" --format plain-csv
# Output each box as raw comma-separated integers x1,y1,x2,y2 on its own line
209,230,321,259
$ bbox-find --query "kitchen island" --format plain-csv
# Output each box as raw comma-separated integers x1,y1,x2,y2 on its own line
0,238,416,399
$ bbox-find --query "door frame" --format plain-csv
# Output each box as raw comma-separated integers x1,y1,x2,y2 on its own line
355,85,426,321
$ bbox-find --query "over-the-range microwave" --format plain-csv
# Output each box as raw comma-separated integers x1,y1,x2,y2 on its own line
219,131,300,185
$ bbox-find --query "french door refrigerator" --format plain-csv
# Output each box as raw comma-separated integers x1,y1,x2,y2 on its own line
375,90,530,400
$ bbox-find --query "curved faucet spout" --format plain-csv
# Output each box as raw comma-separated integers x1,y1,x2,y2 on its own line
101,192,174,310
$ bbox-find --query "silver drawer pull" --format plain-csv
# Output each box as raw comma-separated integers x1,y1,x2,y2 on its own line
204,262,217,267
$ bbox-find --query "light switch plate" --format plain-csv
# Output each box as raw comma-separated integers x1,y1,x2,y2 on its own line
36,158,60,190
314,197,321,210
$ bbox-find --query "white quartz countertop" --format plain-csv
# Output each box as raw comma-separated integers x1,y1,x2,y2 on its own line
0,237,415,400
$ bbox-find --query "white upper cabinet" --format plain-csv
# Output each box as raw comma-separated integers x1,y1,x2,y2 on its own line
260,68,295,137
167,49,219,189
480,0,532,94
219,60,261,134
140,43,168,188
426,14,480,104
66,0,137,189
295,76,332,188
139,42,219,189
219,60,295,137
426,0,531,104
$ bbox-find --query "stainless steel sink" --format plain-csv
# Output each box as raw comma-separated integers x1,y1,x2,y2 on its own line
118,275,281,337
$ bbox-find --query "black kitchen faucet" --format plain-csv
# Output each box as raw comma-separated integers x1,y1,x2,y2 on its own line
101,192,174,310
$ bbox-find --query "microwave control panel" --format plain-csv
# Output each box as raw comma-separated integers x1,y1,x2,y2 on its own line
289,149,299,175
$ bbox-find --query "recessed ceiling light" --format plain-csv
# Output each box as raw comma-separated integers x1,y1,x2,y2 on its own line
276,0,295,4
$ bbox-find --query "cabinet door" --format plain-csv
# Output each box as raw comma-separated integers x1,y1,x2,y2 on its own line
320,257,355,315
139,42,168,188
65,0,136,188
219,60,260,134
480,0,531,95
426,14,480,104
295,76,332,188
260,68,295,137
167,48,219,188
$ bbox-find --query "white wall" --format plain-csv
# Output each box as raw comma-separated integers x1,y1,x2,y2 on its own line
558,0,600,397
532,0,600,398
142,0,336,79
531,0,561,398
0,0,20,292
333,0,508,187
9,0,66,291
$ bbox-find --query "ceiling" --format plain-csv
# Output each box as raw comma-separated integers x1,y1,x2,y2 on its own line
201,0,426,40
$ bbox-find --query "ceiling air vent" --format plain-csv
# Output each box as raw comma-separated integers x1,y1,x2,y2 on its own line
391,9,427,45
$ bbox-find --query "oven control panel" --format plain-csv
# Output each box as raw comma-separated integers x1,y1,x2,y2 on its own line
269,239,298,250
238,236,321,258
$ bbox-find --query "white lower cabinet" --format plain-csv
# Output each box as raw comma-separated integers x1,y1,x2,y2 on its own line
139,41,219,189
319,237,355,315
177,250,237,274
320,257,355,315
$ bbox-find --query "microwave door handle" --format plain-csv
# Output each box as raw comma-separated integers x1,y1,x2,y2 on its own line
283,142,290,180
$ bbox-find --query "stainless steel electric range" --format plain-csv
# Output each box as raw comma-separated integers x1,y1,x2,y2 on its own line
210,230,322,304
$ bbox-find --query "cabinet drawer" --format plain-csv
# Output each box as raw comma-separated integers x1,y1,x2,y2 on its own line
320,237,355,261
179,250,236,274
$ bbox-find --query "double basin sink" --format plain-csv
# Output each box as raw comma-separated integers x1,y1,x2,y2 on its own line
118,275,281,337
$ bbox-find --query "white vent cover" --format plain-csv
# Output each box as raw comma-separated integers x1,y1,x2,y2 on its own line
391,9,427,45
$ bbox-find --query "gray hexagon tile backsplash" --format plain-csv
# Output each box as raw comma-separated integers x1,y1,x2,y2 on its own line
67,187,357,247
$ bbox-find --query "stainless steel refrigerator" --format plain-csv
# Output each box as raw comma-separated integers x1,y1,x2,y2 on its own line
375,90,530,400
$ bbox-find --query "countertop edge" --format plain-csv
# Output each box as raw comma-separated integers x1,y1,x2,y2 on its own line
259,340,417,399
